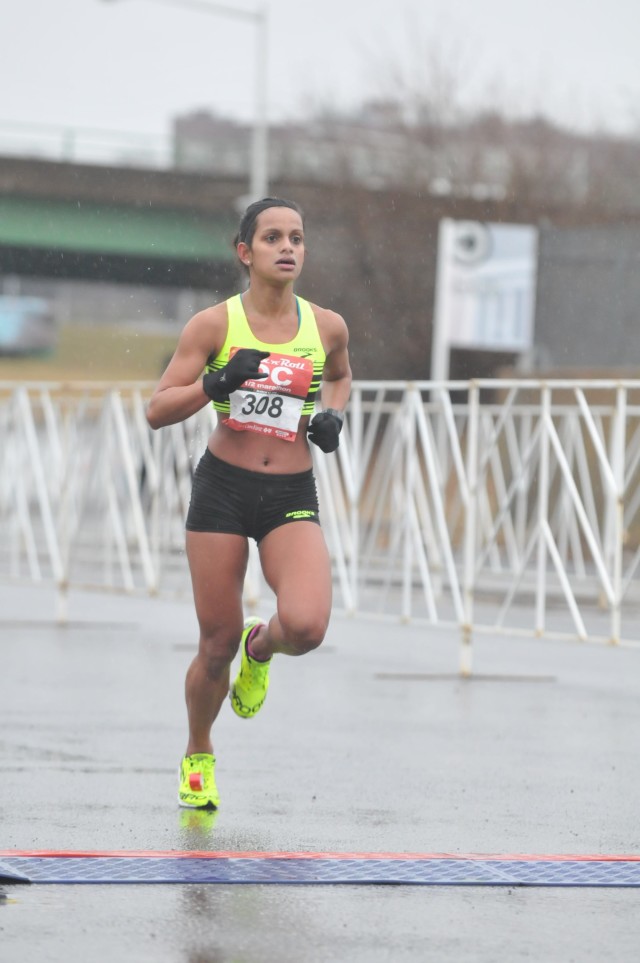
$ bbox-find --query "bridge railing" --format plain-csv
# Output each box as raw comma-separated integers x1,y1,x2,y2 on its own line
3,379,640,669
0,120,172,168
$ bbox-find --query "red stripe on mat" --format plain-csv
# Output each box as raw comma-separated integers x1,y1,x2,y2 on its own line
1,850,639,862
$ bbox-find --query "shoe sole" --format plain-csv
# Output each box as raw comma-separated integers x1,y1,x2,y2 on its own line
178,797,219,810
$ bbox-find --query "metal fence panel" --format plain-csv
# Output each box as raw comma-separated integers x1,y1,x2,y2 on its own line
3,379,640,664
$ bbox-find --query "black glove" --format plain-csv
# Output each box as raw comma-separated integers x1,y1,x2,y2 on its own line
202,349,270,402
307,409,344,453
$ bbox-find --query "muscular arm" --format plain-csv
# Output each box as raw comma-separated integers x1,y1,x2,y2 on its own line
317,308,352,413
146,306,224,429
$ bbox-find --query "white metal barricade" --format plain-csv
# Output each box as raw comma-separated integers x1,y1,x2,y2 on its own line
2,379,640,668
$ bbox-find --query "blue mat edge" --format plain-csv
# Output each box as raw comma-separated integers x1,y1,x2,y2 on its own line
3,856,640,888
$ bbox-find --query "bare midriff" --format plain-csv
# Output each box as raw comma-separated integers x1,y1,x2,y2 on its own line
207,413,314,473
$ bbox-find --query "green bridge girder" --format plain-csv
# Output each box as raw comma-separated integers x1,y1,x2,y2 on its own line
0,195,235,260
0,190,238,289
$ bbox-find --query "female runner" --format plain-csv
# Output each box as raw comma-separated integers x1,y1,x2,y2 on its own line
146,197,352,809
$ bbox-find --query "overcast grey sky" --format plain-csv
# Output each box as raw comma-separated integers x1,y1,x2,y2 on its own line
3,0,639,138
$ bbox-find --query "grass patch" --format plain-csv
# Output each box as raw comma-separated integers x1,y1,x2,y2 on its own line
0,323,179,382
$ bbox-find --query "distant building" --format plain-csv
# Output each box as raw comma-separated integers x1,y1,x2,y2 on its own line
173,110,250,176
172,104,640,210
172,105,508,199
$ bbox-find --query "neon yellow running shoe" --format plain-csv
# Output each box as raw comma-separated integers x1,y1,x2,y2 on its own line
178,753,219,810
230,617,270,718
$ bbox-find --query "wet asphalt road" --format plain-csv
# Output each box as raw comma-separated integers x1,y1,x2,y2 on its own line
1,583,639,962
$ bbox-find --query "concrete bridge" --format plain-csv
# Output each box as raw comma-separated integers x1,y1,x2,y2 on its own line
0,155,252,291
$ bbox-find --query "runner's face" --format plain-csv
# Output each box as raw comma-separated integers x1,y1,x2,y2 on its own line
245,208,305,281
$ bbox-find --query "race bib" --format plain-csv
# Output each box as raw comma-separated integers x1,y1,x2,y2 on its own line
225,349,314,442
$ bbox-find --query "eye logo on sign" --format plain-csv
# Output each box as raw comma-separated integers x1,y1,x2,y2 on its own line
453,221,492,265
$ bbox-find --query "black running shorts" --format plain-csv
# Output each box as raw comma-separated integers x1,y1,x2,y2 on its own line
185,449,321,542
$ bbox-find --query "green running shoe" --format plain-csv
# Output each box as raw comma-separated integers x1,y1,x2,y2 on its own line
230,617,270,718
178,753,219,810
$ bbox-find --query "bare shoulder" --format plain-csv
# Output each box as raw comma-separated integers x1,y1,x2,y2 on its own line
182,301,228,351
309,302,349,352
157,300,229,389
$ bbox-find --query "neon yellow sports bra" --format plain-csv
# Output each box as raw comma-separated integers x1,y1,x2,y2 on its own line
205,293,326,416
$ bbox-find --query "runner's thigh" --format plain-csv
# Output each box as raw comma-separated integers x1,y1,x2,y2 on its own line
186,531,249,636
259,522,332,625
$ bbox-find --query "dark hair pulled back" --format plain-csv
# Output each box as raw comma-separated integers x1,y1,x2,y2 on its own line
234,196,304,248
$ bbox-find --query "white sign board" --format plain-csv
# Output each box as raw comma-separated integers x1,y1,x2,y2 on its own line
431,219,538,381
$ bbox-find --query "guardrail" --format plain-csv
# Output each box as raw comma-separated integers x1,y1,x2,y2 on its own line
0,120,172,168
2,379,640,669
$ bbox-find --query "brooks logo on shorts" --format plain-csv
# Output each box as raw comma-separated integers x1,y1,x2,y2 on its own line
285,510,317,519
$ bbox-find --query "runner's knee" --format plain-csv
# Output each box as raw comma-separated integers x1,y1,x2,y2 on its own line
278,612,328,655
198,626,241,676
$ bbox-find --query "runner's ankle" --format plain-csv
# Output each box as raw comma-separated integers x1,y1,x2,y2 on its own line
246,625,270,662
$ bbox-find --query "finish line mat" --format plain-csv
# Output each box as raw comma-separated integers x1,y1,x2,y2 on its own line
2,851,640,887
